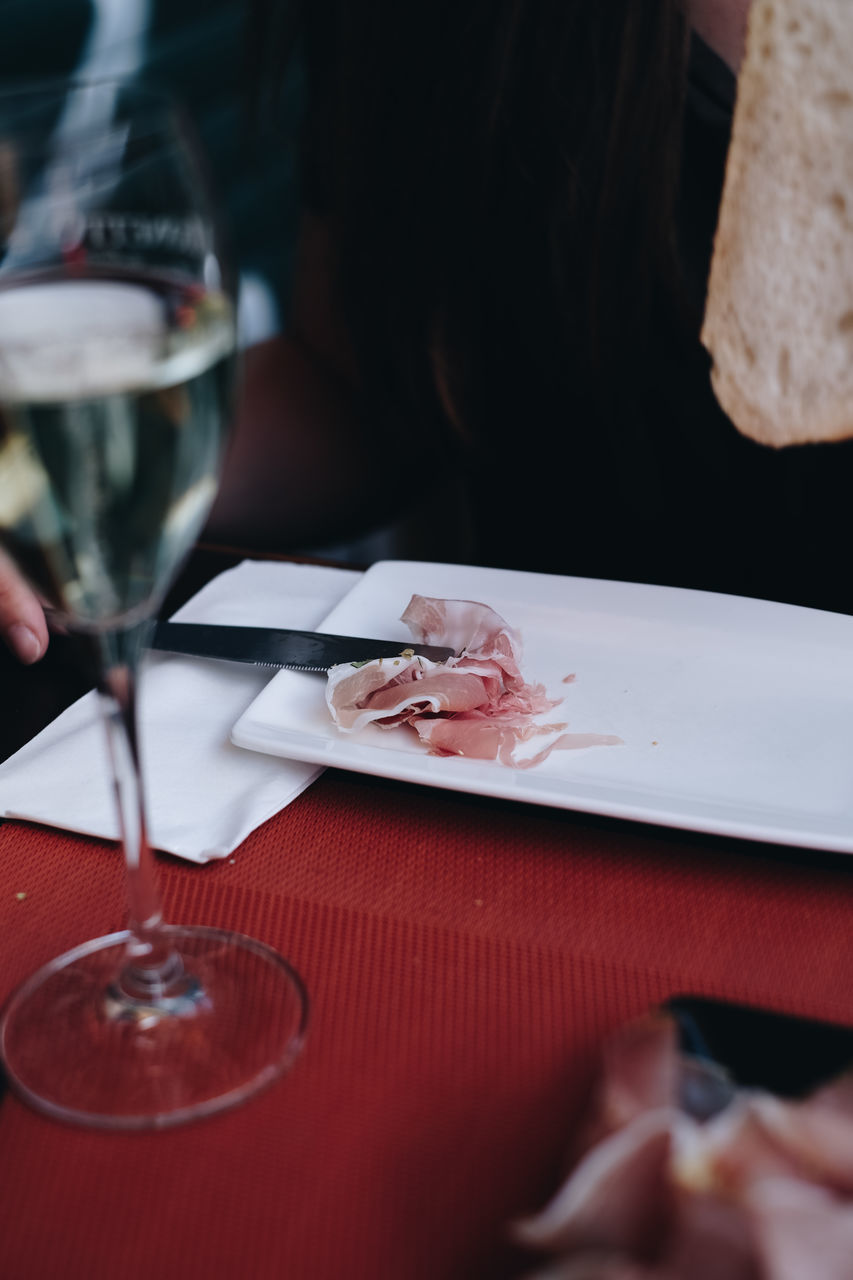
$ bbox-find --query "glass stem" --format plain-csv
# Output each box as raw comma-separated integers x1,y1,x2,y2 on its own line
97,622,183,996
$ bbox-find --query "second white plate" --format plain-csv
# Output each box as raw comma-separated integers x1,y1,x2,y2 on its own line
232,560,853,853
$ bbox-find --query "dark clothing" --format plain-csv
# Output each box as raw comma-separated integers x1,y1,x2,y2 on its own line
464,36,853,615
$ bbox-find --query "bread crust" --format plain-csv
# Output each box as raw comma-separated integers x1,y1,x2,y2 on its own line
701,0,853,448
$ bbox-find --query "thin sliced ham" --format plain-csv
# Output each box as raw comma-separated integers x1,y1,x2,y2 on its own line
745,1178,853,1280
325,596,622,767
513,1108,678,1257
514,1011,853,1280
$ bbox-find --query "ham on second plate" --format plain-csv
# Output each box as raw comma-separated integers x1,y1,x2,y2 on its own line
325,595,622,768
513,1012,853,1279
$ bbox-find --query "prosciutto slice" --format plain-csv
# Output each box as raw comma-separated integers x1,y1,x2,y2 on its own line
325,595,622,767
514,1012,853,1280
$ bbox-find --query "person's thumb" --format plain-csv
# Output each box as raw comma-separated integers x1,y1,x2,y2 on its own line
0,549,48,664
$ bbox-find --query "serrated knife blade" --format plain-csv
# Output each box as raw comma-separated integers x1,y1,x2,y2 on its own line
150,621,455,673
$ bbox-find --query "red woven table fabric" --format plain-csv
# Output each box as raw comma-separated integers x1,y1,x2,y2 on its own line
1,769,852,1279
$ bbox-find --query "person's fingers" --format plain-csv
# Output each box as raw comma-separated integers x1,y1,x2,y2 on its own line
0,550,48,663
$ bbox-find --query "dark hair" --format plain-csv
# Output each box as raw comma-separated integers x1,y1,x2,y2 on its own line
249,4,853,613
261,2,692,445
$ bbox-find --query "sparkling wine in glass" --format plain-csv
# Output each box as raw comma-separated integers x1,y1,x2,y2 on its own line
0,80,307,1128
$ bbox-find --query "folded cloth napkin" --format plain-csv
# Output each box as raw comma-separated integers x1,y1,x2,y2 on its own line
0,560,361,863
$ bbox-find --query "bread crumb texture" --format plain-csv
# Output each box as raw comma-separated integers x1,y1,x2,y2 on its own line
701,0,853,447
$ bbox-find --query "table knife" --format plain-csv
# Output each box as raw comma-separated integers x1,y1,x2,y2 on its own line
150,621,455,673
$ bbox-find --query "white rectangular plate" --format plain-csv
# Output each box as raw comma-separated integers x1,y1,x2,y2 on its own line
232,560,853,853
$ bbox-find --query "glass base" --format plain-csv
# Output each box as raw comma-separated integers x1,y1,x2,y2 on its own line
0,925,308,1130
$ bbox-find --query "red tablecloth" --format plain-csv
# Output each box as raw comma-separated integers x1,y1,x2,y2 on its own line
1,769,852,1278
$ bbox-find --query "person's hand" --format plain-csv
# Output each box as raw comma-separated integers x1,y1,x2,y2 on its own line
0,549,48,663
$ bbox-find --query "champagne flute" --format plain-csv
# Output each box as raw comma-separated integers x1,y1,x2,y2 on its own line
0,80,308,1129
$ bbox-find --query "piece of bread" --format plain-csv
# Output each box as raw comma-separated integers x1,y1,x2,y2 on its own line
701,0,853,448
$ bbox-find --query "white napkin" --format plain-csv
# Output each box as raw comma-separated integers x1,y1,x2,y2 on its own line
0,560,361,863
